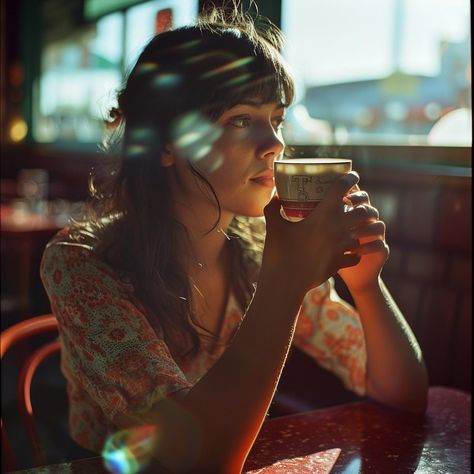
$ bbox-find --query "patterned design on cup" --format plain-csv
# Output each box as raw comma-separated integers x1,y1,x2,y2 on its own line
275,158,352,221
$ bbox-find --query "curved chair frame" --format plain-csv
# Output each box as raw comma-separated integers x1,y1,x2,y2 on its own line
1,314,60,471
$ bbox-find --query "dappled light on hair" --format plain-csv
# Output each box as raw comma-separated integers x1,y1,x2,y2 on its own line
199,56,255,80
218,72,253,90
102,425,158,474
129,128,155,142
135,62,159,75
86,5,293,362
152,72,182,89
125,144,147,158
123,127,157,159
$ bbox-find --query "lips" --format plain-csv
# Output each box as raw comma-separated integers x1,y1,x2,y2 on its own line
250,171,275,187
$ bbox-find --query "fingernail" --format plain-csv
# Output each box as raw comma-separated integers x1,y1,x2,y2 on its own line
342,171,359,186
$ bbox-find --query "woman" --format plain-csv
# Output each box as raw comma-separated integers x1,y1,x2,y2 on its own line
41,4,428,472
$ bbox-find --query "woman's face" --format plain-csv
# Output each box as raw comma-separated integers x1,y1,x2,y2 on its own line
168,100,286,220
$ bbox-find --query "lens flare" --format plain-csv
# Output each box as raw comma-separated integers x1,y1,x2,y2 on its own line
200,153,224,173
171,112,222,166
102,425,158,474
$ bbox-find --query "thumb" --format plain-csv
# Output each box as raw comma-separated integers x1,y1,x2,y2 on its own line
264,195,283,224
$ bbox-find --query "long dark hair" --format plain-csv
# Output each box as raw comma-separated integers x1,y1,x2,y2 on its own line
83,4,295,360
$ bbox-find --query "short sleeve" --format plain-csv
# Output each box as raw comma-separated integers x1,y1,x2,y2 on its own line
292,278,367,396
40,239,192,421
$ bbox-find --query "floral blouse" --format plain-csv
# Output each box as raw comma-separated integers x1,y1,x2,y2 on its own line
40,228,366,453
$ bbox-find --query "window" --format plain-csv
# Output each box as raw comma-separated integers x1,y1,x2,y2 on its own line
281,0,471,147
33,0,198,144
34,13,124,143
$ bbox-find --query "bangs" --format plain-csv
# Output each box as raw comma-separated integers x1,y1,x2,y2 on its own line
119,23,295,134
203,68,294,120
194,28,295,120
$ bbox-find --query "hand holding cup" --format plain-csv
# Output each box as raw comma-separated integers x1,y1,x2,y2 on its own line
263,171,364,294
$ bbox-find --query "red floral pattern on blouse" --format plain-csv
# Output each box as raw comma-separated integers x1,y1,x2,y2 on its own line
40,230,366,453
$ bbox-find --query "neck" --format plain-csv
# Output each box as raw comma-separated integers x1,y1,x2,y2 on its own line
164,162,234,272
188,223,233,274
172,198,234,273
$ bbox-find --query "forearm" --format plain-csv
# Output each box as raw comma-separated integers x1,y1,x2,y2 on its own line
154,270,305,472
349,278,428,414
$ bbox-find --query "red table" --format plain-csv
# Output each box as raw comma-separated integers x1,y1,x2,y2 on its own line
8,387,471,473
244,386,471,472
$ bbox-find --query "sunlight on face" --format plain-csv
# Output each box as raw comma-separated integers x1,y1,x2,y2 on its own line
102,425,158,474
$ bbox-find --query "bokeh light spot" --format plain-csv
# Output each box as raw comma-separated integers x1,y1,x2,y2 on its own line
10,119,28,142
102,425,158,474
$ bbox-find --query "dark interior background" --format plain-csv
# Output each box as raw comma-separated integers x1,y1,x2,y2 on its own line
1,0,471,470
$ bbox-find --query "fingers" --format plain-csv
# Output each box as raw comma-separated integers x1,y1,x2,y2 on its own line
352,239,390,257
314,171,360,215
264,195,283,223
350,221,386,240
341,238,361,253
344,204,379,228
338,253,361,269
345,190,370,207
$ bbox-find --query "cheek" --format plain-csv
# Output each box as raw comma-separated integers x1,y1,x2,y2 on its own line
198,146,248,185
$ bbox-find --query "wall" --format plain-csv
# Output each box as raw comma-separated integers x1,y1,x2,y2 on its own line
364,168,471,392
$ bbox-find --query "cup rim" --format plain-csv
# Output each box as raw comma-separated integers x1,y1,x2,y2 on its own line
275,158,352,165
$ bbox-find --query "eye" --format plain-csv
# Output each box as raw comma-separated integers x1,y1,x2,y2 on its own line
229,116,251,128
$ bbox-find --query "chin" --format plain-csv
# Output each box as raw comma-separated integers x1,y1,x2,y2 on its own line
228,193,273,218
246,209,265,218
244,202,269,217
231,205,266,218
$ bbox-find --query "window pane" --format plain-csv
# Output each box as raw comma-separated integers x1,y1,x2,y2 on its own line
125,0,198,69
281,0,471,146
33,0,198,144
34,13,124,143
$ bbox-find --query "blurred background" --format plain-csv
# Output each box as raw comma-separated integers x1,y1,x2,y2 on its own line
0,0,471,468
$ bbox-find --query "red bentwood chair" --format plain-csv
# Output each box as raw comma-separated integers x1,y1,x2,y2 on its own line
1,314,60,472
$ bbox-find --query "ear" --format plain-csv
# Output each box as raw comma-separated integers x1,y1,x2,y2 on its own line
160,145,175,167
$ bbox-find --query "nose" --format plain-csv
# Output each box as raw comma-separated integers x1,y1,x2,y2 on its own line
256,126,285,162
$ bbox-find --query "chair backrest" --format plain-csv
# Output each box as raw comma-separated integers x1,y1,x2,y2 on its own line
1,314,60,472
